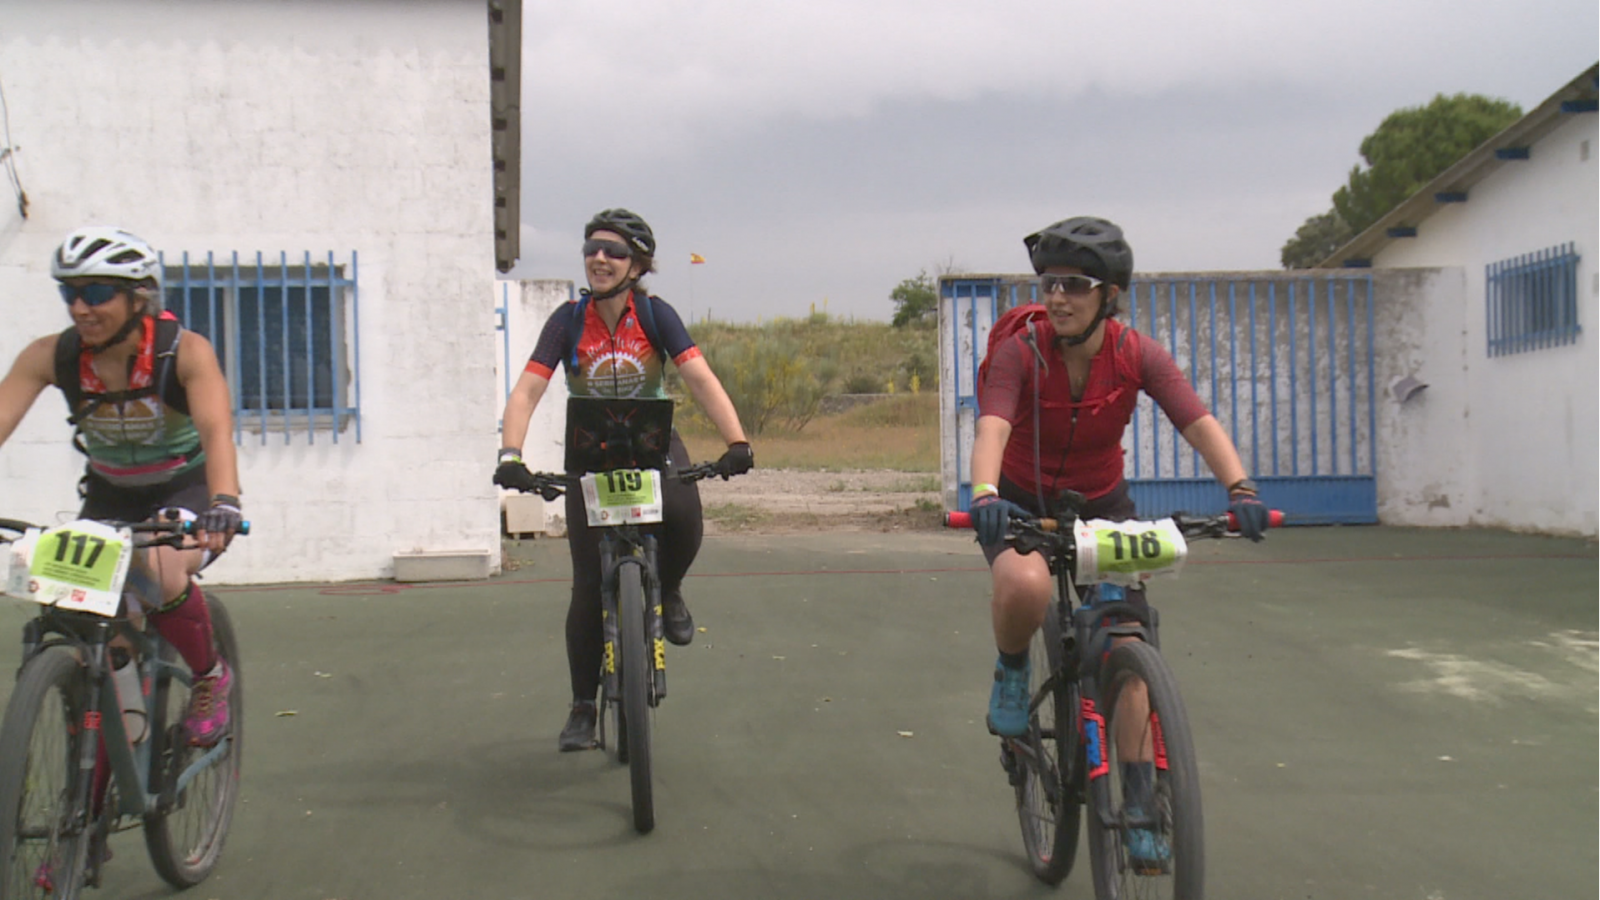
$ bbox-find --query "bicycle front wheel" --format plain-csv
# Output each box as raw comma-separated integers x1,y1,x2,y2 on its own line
617,563,655,834
1013,605,1082,885
144,596,243,888
0,646,92,900
1086,640,1203,900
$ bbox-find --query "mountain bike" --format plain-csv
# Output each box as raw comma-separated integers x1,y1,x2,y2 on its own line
512,396,742,834
948,494,1280,897
0,515,246,899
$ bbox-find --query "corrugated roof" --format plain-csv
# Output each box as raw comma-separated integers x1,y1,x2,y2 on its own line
1318,63,1599,268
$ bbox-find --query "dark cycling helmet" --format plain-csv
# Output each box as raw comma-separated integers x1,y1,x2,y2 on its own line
584,208,656,259
1023,216,1134,290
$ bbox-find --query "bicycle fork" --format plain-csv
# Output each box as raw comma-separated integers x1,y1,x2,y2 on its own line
599,538,667,705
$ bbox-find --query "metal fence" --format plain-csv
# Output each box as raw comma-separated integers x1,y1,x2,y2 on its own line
163,251,361,444
942,272,1378,524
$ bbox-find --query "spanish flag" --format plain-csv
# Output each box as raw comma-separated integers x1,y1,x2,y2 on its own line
689,253,706,264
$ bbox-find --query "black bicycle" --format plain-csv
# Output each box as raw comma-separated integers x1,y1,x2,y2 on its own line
512,396,740,834
948,493,1278,897
0,515,246,899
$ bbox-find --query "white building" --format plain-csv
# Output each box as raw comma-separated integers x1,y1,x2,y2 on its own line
1322,64,1599,536
0,1,528,582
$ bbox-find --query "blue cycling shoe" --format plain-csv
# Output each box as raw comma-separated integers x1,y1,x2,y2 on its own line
985,656,1031,737
1122,807,1172,874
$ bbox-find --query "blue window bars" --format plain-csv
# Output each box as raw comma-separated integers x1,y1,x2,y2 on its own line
162,250,362,444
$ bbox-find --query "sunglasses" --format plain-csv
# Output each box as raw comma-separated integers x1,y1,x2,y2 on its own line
582,238,633,261
58,283,129,307
1040,274,1105,297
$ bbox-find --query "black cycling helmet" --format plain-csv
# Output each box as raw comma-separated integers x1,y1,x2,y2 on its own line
584,208,656,259
1023,216,1134,290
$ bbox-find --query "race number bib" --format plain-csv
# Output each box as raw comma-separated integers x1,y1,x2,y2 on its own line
580,469,664,527
1073,517,1188,586
3,520,133,617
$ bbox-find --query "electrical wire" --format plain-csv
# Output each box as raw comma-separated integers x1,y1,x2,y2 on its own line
0,70,29,219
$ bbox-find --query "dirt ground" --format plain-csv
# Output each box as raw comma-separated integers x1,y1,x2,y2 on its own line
694,468,947,534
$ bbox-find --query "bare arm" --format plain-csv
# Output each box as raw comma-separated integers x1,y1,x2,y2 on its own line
0,335,59,449
499,368,552,454
675,356,747,446
970,415,1012,496
175,331,240,498
1180,414,1248,489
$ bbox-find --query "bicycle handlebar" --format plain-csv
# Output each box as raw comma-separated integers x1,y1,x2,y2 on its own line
512,463,741,501
942,508,1284,535
0,516,251,548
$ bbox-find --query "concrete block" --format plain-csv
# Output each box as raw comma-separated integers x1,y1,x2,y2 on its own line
503,492,550,535
392,549,491,583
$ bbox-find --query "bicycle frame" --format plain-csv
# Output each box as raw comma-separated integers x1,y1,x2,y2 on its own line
20,604,222,822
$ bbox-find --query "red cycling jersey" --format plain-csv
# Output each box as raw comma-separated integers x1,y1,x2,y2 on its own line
978,317,1208,500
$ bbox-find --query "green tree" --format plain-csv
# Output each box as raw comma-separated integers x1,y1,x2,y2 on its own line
1332,93,1522,235
890,271,937,328
1280,209,1353,269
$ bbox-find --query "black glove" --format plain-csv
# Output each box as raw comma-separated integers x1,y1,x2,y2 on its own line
972,494,1027,548
195,496,242,546
493,452,538,493
1228,490,1269,542
715,442,755,479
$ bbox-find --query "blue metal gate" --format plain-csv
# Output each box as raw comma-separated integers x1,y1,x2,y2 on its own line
942,273,1378,524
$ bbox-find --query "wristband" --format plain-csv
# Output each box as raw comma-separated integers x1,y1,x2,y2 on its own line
498,448,523,464
211,493,240,508
1227,478,1258,495
972,482,999,498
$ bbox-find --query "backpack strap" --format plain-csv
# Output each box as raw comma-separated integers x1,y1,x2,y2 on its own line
53,327,83,420
153,314,188,416
57,315,188,431
564,290,668,373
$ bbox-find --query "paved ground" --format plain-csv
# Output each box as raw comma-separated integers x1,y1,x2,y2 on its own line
0,525,1594,900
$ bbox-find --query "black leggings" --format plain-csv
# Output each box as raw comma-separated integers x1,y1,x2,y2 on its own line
563,431,703,701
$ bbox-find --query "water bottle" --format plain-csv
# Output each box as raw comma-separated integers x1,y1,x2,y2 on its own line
110,649,148,743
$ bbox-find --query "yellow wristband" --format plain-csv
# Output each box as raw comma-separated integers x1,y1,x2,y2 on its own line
972,482,999,498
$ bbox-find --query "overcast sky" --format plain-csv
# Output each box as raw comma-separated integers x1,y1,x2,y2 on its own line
507,0,1598,323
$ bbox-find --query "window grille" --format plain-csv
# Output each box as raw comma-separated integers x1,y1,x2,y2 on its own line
1486,243,1582,357
162,251,362,443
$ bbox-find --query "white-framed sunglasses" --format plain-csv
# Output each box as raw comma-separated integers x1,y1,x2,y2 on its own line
1040,273,1104,297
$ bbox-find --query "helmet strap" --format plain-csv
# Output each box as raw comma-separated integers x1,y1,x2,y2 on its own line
82,310,148,355
585,275,638,303
1058,296,1111,348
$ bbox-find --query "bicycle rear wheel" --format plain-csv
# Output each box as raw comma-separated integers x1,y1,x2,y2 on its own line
1086,640,1203,900
617,564,654,834
143,596,243,888
1012,605,1083,885
0,646,92,900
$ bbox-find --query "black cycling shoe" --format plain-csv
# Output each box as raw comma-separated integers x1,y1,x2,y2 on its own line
662,589,694,646
558,701,598,752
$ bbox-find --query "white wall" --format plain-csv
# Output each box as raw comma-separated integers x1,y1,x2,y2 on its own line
0,0,505,583
495,278,573,535
1374,114,1599,535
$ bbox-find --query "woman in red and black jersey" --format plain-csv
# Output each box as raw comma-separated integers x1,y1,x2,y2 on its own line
494,209,753,752
970,217,1269,865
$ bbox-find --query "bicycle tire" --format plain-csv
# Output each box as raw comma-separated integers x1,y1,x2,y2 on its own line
1013,605,1083,885
617,563,655,834
143,596,243,888
1086,640,1203,900
0,646,92,900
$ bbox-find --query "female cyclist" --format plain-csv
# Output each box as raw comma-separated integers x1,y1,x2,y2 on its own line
0,226,244,747
970,216,1269,865
494,208,753,752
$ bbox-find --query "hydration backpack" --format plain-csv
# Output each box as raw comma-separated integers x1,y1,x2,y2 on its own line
53,312,188,432
564,291,667,373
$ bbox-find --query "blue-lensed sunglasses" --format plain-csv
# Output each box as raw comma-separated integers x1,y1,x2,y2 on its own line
58,283,128,307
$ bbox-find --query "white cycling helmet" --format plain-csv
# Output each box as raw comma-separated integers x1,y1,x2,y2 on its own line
52,226,161,285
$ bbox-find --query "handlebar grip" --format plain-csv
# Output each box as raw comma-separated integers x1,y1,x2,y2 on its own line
1224,509,1285,531
944,511,972,529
